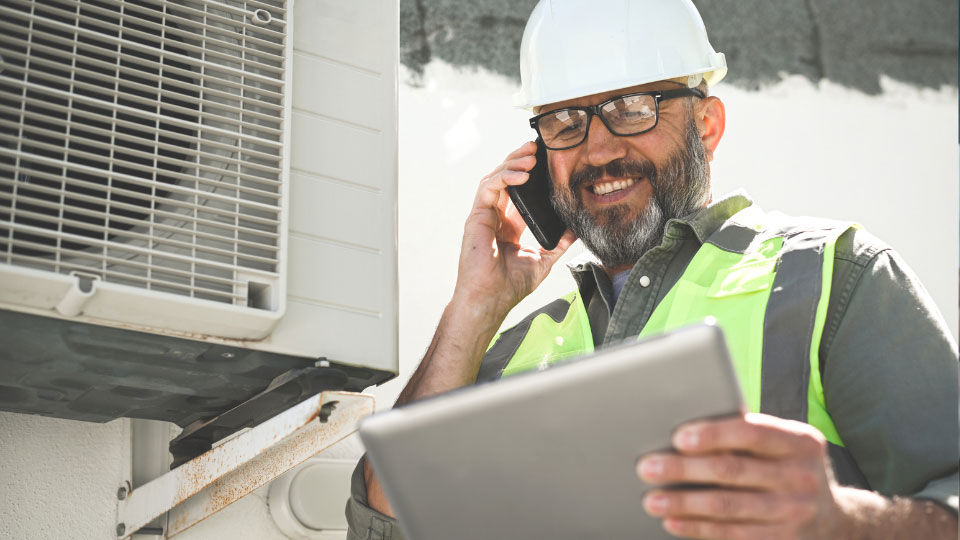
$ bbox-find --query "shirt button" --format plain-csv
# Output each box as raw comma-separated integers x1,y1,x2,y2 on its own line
639,275,651,287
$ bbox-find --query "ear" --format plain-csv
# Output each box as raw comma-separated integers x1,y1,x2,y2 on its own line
696,96,725,162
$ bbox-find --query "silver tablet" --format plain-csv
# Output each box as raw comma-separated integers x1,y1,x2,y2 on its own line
359,322,744,540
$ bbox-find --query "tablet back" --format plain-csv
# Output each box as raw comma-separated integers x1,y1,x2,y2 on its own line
359,323,743,540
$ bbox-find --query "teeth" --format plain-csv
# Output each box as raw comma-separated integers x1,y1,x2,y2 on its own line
593,178,637,195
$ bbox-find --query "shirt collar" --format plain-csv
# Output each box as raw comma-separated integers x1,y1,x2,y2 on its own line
681,189,754,243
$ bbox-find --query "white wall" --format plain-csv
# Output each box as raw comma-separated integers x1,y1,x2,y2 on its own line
0,413,128,538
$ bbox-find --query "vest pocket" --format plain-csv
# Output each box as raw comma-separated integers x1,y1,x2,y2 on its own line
707,259,776,298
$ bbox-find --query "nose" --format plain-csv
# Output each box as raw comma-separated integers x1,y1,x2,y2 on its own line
584,113,628,168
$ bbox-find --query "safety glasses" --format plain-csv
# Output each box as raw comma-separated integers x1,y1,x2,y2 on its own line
529,88,704,150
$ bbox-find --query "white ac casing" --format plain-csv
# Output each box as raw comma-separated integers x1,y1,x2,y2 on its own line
0,0,398,374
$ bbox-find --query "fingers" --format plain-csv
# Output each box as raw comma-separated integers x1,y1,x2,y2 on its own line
474,140,541,218
643,489,816,523
463,139,565,262
502,140,538,163
496,192,528,240
659,518,785,540
485,141,538,180
552,230,578,252
637,415,836,538
671,413,827,459
538,229,577,260
643,489,818,540
638,452,786,490
473,169,529,212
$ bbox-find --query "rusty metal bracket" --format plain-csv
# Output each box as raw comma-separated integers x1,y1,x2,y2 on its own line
115,391,374,538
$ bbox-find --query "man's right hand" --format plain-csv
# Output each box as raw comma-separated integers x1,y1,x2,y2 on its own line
365,142,576,519
452,140,576,326
395,140,575,405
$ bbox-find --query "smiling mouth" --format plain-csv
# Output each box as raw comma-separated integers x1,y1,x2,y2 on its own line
591,177,638,196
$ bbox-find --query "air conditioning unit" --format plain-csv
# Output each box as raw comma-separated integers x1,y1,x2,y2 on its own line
0,0,398,463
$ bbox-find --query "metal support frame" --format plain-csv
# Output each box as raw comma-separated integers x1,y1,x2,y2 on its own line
115,391,374,538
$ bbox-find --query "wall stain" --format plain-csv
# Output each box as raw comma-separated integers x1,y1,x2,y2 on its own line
400,0,959,95
803,0,826,81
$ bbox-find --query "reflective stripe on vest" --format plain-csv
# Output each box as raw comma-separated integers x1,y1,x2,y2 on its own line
481,207,869,486
479,291,593,382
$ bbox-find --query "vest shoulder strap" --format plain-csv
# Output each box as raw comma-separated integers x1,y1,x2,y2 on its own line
760,224,852,424
705,207,858,428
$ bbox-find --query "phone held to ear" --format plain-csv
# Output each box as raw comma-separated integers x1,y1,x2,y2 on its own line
506,138,568,250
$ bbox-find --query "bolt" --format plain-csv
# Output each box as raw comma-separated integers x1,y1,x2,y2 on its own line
116,523,126,537
221,352,235,359
117,486,127,500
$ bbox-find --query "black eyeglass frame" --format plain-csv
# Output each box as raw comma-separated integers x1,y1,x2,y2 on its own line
528,87,705,150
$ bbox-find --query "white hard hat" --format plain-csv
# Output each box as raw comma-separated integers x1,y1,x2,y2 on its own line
514,0,727,109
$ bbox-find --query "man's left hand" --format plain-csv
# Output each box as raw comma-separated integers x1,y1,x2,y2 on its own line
637,413,846,539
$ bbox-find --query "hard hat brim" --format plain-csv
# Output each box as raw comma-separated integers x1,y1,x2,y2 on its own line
514,56,727,110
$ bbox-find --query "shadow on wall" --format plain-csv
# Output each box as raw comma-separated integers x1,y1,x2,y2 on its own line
401,0,959,94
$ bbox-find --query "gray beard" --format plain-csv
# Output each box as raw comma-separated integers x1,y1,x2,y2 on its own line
550,117,711,269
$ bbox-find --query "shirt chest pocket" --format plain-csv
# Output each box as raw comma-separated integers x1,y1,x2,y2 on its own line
706,258,777,298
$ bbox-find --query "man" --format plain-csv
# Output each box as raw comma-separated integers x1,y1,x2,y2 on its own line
347,1,959,538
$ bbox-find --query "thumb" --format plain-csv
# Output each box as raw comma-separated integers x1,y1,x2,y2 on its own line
540,230,577,265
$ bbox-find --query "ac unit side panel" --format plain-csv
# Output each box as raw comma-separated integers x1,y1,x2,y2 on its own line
262,299,397,373
290,112,389,191
265,0,398,372
286,237,387,317
293,0,389,75
292,52,388,132
288,170,384,249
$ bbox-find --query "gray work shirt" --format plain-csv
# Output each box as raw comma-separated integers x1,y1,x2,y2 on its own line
346,191,959,540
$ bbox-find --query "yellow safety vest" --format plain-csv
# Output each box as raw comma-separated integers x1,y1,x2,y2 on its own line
481,206,868,487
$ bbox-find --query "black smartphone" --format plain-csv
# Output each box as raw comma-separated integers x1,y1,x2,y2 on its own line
506,138,567,250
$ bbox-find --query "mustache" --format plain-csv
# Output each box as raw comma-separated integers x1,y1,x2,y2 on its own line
568,158,659,193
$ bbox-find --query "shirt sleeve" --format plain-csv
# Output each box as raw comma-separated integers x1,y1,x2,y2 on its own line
345,457,407,540
822,243,959,513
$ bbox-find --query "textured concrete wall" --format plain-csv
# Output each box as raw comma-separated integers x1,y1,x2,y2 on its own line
401,0,958,93
0,413,128,539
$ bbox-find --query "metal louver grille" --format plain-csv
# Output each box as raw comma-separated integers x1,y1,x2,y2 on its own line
0,0,288,308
